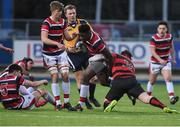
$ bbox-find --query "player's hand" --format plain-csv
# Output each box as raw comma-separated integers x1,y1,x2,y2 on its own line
66,47,76,53
159,59,167,65
42,80,48,85
71,32,78,39
6,48,14,54
56,43,65,50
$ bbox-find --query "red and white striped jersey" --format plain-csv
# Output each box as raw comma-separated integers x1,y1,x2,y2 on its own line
150,33,173,63
82,31,106,56
111,53,135,79
0,75,24,109
41,17,66,54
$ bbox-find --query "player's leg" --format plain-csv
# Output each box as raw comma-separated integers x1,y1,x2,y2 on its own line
74,71,93,109
43,54,61,110
68,52,93,110
103,79,125,112
89,78,101,107
59,51,76,111
138,92,179,113
161,63,179,104
74,65,96,111
147,63,159,95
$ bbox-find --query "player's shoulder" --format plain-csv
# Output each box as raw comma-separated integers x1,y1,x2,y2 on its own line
166,33,173,39
78,19,89,25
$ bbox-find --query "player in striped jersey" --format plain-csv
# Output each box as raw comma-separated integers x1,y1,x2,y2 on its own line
64,4,100,109
0,64,55,110
103,50,179,114
41,1,76,111
146,21,179,105
74,24,113,111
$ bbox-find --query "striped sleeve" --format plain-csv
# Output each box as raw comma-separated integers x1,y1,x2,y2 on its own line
41,21,50,32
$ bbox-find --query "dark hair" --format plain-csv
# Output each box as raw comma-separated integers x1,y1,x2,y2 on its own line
78,24,91,34
8,64,22,74
64,4,76,13
121,50,132,58
157,21,169,32
23,57,34,64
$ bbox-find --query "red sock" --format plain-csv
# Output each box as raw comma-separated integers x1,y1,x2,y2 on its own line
149,97,166,109
35,99,47,107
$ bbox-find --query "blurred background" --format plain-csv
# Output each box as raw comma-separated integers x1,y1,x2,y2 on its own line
0,0,180,72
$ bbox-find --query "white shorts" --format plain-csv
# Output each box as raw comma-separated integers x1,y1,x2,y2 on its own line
21,94,36,110
43,51,69,68
149,62,172,74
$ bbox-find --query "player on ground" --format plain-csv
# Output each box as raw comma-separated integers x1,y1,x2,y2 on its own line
0,58,54,107
41,1,76,111
73,24,113,111
146,21,179,104
103,50,179,114
0,64,55,110
64,4,100,109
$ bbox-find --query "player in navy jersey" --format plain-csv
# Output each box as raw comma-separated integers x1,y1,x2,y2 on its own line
74,24,113,111
41,1,76,111
103,50,179,114
146,21,179,105
64,4,100,109
0,64,55,110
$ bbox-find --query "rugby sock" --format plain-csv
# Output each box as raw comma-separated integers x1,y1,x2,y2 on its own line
35,99,47,107
165,81,174,99
51,83,61,105
149,97,166,109
43,92,56,105
62,81,70,103
103,99,111,110
147,81,153,95
89,83,96,99
79,84,89,106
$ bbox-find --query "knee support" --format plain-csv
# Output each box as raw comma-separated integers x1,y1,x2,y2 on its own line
48,66,58,74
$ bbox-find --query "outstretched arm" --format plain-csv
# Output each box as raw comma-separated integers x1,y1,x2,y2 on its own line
23,79,48,87
0,43,14,53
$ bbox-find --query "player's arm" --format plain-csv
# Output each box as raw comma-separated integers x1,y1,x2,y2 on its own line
0,43,14,53
41,30,65,50
150,46,167,64
64,28,78,41
170,41,176,64
23,79,48,87
101,47,113,75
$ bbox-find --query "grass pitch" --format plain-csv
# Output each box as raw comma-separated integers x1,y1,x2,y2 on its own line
0,82,180,126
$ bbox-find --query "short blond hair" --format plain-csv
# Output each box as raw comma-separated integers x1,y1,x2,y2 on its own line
64,4,76,14
50,1,64,12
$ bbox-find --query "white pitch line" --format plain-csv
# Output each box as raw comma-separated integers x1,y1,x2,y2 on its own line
1,114,180,121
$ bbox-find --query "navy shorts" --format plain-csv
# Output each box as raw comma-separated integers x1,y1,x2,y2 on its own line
67,51,89,72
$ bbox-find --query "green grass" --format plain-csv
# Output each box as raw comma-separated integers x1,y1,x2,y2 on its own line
0,83,180,126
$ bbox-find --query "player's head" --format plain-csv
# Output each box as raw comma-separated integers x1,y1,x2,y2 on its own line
121,50,132,60
50,1,64,18
8,64,22,76
22,57,34,71
64,4,77,22
157,21,169,37
78,24,91,41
